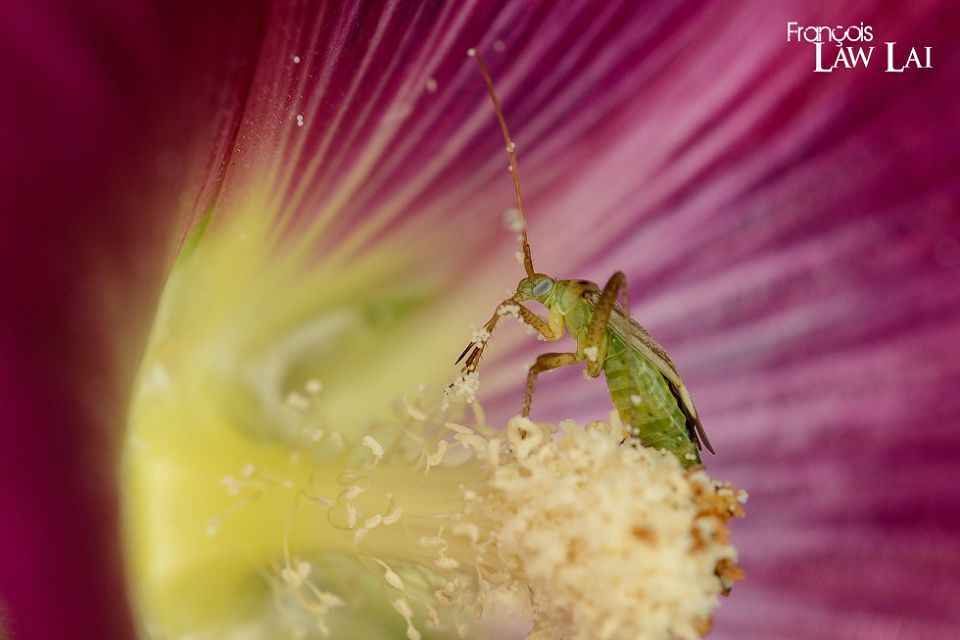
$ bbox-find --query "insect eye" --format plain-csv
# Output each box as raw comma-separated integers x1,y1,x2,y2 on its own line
532,279,553,297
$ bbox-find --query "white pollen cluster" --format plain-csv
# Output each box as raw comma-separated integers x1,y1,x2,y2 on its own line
503,207,524,233
497,303,521,318
470,327,492,345
263,395,744,639
447,371,480,404
488,418,743,639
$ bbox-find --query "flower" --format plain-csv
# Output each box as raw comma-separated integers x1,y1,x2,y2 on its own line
124,185,746,638
3,0,960,638
130,326,746,638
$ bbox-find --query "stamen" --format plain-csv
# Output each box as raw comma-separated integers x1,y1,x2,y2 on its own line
361,435,384,462
285,391,310,410
168,383,744,637
377,559,406,590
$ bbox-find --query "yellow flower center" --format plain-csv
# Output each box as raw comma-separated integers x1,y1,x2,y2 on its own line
123,211,745,639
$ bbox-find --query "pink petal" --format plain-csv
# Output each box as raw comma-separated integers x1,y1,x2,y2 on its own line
0,2,266,637
5,1,959,638
444,3,960,637
202,2,959,631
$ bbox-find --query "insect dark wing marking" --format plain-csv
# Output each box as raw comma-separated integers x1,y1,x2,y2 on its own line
666,379,715,454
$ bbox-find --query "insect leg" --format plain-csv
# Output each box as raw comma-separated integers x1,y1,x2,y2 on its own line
458,301,561,374
516,305,560,340
523,352,580,417
584,271,627,377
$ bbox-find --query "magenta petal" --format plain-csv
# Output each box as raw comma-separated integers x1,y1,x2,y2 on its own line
0,2,267,638
3,0,959,637
456,3,960,638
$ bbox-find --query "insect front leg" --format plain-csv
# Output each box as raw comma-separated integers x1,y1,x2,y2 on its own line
523,352,580,417
457,300,561,374
584,271,628,377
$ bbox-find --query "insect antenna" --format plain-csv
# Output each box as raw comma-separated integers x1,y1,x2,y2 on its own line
468,48,535,279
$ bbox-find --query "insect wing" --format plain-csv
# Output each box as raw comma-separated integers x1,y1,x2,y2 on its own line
606,305,680,383
606,305,715,454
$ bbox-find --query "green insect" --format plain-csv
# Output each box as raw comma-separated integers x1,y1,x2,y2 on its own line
457,49,714,468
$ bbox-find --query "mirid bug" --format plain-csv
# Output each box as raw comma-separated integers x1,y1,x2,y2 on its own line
457,49,714,468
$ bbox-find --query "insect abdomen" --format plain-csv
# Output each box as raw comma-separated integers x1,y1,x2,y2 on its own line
603,333,701,467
